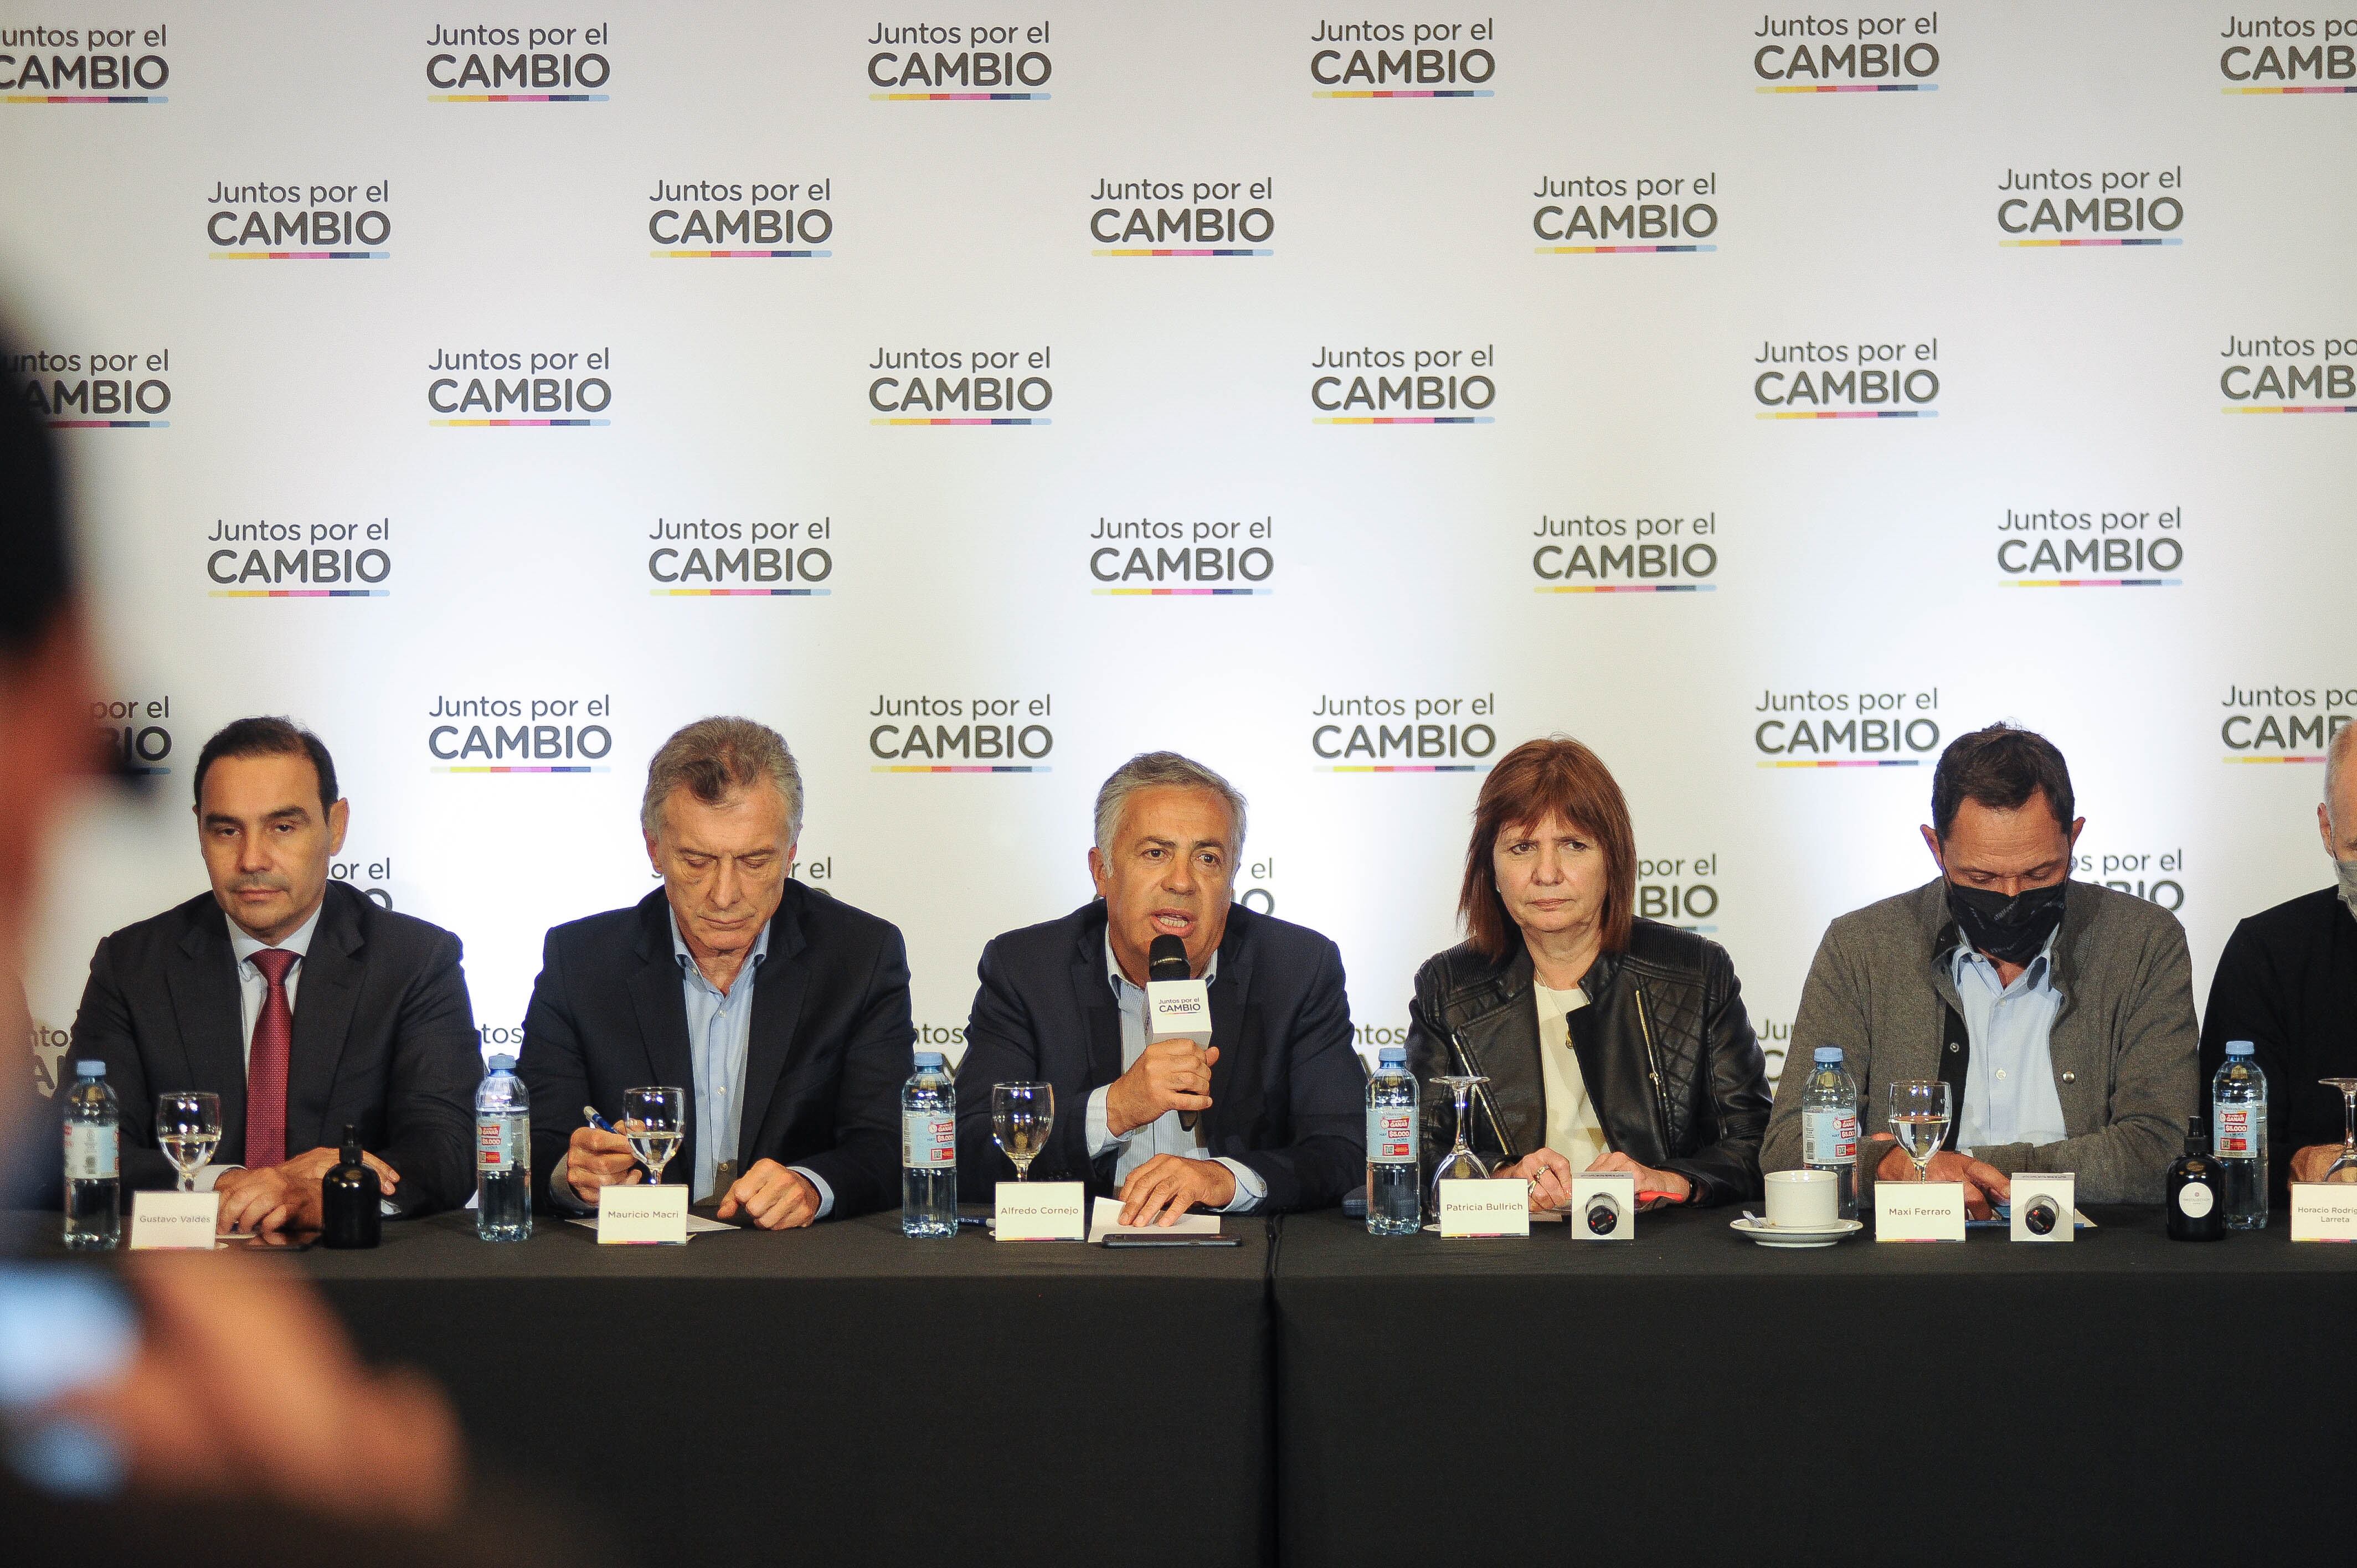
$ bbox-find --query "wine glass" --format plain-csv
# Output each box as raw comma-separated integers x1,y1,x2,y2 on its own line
155,1092,221,1194
1429,1074,1492,1210
992,1082,1054,1180
2319,1079,2357,1183
621,1086,686,1187
1887,1080,1951,1183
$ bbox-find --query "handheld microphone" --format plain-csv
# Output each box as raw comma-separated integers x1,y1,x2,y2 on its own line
1144,933,1213,1131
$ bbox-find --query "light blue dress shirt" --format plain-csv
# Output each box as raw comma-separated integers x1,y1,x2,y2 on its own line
667,910,832,1214
1951,926,2068,1155
200,903,327,1189
1084,936,1267,1212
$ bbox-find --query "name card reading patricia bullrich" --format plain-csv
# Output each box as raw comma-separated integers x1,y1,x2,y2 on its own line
129,1190,221,1250
598,1182,689,1244
2290,1183,2357,1242
1438,1178,1531,1238
1875,1182,1966,1242
996,1180,1087,1241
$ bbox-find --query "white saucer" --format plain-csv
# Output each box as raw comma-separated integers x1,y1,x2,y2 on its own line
1730,1216,1864,1249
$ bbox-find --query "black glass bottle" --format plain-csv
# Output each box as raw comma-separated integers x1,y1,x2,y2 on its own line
321,1123,382,1249
2167,1116,2225,1242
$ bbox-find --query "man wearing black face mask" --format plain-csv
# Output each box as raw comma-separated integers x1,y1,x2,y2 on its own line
1761,724,2197,1208
2199,721,2357,1200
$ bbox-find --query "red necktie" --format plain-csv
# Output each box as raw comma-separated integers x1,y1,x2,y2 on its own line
244,948,297,1168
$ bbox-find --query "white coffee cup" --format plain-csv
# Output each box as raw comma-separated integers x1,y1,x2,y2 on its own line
1763,1168,1840,1227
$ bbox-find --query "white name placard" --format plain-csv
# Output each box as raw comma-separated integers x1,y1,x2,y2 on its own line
1568,1171,1636,1241
128,1190,220,1250
597,1182,688,1245
2010,1173,2077,1244
1875,1182,1967,1242
1437,1178,1530,1238
2289,1183,2357,1242
995,1180,1087,1241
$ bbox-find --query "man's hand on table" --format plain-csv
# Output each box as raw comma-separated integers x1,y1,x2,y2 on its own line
1873,1138,2010,1219
215,1146,400,1235
2289,1143,2348,1184
716,1159,820,1229
1117,1153,1236,1226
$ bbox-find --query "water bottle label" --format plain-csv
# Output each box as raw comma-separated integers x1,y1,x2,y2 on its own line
476,1118,508,1170
64,1123,117,1180
2214,1102,2258,1159
2176,1181,2215,1218
1367,1107,1415,1164
903,1111,955,1169
1803,1109,1857,1166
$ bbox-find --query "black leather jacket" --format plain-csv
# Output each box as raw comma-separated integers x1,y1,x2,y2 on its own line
1404,920,1771,1206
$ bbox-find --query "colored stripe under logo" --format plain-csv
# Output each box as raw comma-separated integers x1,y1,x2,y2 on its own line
2001,578,2181,589
1757,83,1936,92
2224,755,2326,763
871,417,1049,426
650,589,831,597
209,589,389,599
1757,410,1934,420
211,251,388,261
651,249,831,259
49,420,167,429
2223,85,2354,94
871,765,1049,773
429,94,608,102
1312,90,1493,99
1758,759,1922,768
1314,416,1493,425
431,765,609,773
1535,584,1715,594
6,94,166,104
431,419,609,427
870,92,1048,101
1093,587,1271,596
1536,245,1716,255
1999,238,2180,248
1316,765,1488,773
2227,405,2357,414
1092,249,1272,258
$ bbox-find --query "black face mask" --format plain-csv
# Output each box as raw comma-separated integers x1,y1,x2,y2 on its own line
1945,879,2067,966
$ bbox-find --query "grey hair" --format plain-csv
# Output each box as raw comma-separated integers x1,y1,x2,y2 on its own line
2329,721,2357,829
641,716,804,841
1093,751,1247,864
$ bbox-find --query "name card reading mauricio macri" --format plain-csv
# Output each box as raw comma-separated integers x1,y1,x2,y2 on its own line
597,1182,688,1245
996,1180,1087,1241
1438,1178,1530,1238
2290,1183,2357,1242
1876,1182,1967,1242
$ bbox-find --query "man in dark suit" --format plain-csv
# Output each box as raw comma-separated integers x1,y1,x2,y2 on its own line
518,716,913,1227
956,751,1366,1223
61,718,480,1229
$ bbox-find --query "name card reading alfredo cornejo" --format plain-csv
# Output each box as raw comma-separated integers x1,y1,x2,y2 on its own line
995,1180,1087,1241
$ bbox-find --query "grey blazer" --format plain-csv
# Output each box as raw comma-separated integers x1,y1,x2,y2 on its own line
1761,878,2196,1203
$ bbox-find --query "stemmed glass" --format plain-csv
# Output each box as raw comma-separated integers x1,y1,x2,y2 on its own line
621,1086,686,1187
155,1092,221,1193
1887,1080,1952,1182
2319,1079,2357,1183
1429,1074,1492,1210
992,1082,1054,1180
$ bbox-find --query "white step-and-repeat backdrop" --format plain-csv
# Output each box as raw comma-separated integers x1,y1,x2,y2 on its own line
8,2,2352,1095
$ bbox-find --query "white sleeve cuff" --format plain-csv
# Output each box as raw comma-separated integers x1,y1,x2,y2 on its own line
1086,1084,1129,1158
193,1164,240,1193
789,1165,836,1219
1214,1157,1265,1214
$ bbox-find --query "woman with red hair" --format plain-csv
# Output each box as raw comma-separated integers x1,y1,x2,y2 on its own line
1405,736,1771,1212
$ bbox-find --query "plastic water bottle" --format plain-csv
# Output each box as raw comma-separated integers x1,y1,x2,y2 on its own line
902,1050,958,1237
1366,1046,1421,1235
475,1054,532,1241
2212,1040,2267,1231
61,1060,120,1250
1800,1046,1861,1222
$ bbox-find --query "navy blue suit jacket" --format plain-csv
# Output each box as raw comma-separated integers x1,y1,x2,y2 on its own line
955,900,1366,1211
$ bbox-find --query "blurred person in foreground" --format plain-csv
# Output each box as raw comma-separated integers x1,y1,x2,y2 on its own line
0,350,603,1562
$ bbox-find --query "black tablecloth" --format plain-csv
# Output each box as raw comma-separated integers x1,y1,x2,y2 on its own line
1271,1205,2357,1567
6,1209,1275,1568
